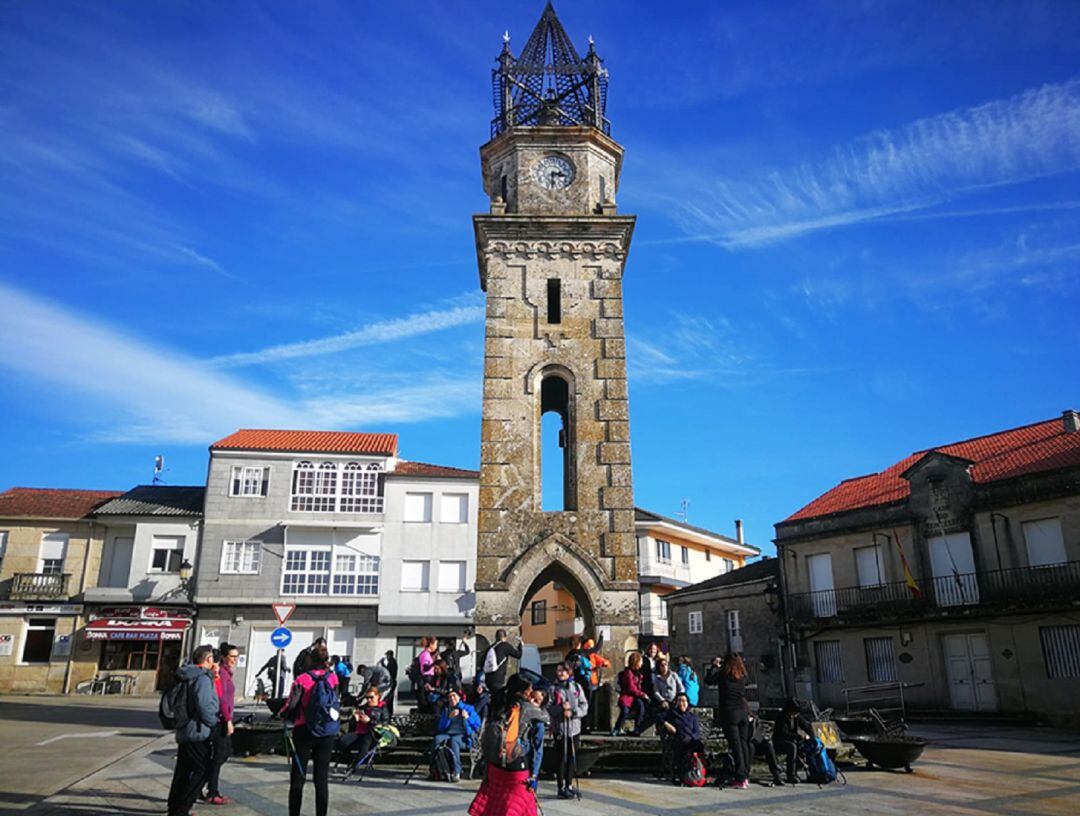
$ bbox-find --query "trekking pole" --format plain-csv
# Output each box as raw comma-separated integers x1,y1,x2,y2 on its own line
403,744,431,786
569,730,581,800
283,721,305,779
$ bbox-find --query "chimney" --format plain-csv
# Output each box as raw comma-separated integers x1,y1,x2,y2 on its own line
1064,409,1080,434
735,519,744,546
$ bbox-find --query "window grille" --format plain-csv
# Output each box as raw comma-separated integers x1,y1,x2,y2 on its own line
864,636,897,683
815,640,844,683
1040,625,1080,679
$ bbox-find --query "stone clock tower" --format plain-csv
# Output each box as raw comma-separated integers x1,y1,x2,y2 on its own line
472,3,640,691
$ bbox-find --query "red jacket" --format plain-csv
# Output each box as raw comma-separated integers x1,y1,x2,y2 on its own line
617,667,647,709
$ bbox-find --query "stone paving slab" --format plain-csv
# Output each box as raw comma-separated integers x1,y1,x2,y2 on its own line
20,725,1080,816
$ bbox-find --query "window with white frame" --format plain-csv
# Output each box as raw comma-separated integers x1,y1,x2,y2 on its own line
221,540,262,574
1023,518,1067,567
340,462,383,513
854,545,884,587
230,465,269,497
688,610,703,634
440,493,469,523
401,560,430,592
438,560,467,592
655,539,672,564
658,596,668,619
331,553,380,596
149,536,184,573
21,617,56,663
282,548,331,595
290,461,338,512
39,533,68,574
404,492,433,523
680,546,690,565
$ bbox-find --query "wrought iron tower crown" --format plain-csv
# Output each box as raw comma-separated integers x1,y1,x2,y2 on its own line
491,2,610,138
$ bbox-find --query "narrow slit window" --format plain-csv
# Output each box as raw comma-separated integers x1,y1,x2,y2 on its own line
547,278,562,324
500,174,508,202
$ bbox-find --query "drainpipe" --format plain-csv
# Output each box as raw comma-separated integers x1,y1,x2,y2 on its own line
774,538,795,698
63,518,95,695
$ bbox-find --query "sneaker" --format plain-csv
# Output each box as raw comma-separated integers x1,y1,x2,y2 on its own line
448,774,460,784
734,780,750,789
773,777,785,787
786,776,800,785
206,796,230,805
609,728,620,737
557,787,573,799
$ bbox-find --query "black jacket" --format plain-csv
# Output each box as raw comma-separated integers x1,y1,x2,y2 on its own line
772,711,813,744
485,640,522,690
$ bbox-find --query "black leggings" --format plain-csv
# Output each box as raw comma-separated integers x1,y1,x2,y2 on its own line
555,732,580,790
721,713,752,783
289,727,334,816
774,738,801,779
206,721,232,796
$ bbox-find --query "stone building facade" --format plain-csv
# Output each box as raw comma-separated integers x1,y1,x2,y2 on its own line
776,411,1080,726
472,8,640,694
665,558,786,709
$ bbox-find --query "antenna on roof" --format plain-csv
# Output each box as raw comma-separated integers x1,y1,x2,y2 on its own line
153,455,167,485
677,499,690,523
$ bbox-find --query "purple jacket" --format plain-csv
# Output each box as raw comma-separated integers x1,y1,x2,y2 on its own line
217,663,236,723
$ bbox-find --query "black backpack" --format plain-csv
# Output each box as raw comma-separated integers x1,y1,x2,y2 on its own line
405,654,423,686
159,673,194,730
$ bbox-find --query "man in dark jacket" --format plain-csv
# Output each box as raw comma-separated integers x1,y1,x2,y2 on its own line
167,645,220,816
773,698,814,784
663,693,703,784
483,629,522,692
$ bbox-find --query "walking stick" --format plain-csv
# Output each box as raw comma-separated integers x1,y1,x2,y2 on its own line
569,728,581,800
403,743,432,785
283,720,305,779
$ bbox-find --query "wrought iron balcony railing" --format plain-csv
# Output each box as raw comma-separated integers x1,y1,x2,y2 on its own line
10,572,72,600
787,560,1080,624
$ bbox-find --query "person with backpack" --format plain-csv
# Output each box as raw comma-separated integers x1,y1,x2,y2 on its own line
714,652,752,790
482,629,522,692
548,660,589,799
469,674,550,816
581,638,610,732
677,656,701,707
663,693,705,786
441,634,471,686
773,697,814,784
282,643,340,816
203,642,238,805
378,650,398,716
164,645,220,816
406,637,439,712
612,651,648,735
431,687,482,783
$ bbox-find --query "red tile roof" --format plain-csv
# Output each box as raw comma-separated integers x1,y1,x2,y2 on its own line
785,415,1080,523
0,487,123,520
392,461,479,479
211,429,398,456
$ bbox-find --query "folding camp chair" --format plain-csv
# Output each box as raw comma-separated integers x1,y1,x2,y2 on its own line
335,724,400,784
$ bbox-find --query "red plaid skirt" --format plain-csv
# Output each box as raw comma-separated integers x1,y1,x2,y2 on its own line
468,765,536,816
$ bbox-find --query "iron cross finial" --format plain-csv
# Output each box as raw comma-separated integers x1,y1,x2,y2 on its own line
503,30,511,44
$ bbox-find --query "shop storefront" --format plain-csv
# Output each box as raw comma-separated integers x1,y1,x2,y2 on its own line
82,605,193,694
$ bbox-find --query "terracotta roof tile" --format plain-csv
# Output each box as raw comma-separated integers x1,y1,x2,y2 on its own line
392,461,479,479
211,429,398,456
785,415,1080,523
0,487,124,520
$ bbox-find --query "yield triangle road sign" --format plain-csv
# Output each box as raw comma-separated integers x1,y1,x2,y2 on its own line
272,602,296,626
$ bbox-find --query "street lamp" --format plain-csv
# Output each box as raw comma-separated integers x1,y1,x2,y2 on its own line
763,582,780,613
179,559,193,583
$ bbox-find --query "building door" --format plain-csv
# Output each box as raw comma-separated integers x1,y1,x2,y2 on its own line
928,533,979,607
396,637,424,700
944,633,997,711
807,553,836,617
245,626,323,697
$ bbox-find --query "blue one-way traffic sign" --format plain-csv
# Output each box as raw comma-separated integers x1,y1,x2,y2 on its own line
271,627,292,649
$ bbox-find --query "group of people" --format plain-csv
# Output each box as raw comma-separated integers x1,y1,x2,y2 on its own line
165,642,239,816
612,642,703,737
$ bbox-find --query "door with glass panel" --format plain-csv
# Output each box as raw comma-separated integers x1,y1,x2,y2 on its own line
807,553,836,617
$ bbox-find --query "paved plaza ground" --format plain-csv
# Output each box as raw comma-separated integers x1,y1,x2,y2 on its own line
3,696,1080,816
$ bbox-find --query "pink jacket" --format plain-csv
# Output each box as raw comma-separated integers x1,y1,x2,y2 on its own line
418,648,436,678
617,667,647,709
286,670,338,728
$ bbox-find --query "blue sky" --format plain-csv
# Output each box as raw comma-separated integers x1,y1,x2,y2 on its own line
1,1,1079,553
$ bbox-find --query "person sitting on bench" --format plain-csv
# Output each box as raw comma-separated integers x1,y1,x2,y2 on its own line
339,686,388,765
772,697,814,784
431,688,481,783
663,693,704,785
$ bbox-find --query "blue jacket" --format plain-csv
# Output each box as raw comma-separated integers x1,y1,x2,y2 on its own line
175,663,219,744
664,707,701,744
436,701,481,745
677,665,701,706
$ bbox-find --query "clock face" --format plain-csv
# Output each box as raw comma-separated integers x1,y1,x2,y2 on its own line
534,155,575,190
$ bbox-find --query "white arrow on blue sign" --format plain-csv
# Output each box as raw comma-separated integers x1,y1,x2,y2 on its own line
271,627,292,649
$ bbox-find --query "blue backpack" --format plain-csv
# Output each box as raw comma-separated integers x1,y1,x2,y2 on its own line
801,737,838,784
305,672,341,738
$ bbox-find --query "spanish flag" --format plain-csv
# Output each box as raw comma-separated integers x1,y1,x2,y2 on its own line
893,529,922,599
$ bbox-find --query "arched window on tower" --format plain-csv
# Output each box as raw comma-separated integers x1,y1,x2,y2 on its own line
540,368,576,511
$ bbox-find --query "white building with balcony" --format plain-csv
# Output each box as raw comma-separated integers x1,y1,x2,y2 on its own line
635,508,759,644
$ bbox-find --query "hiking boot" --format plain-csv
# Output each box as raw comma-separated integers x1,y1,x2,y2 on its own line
773,776,785,786
609,728,620,736
557,787,573,799
786,775,800,785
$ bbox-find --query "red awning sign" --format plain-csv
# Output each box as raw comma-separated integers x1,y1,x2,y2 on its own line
85,618,190,641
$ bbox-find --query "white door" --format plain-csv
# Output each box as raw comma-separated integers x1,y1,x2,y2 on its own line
245,626,323,697
944,633,997,712
99,537,133,588
807,553,836,617
929,533,979,606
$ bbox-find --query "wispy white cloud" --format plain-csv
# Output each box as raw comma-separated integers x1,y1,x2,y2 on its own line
672,78,1080,248
0,281,481,444
173,245,236,280
628,313,751,383
209,295,485,367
